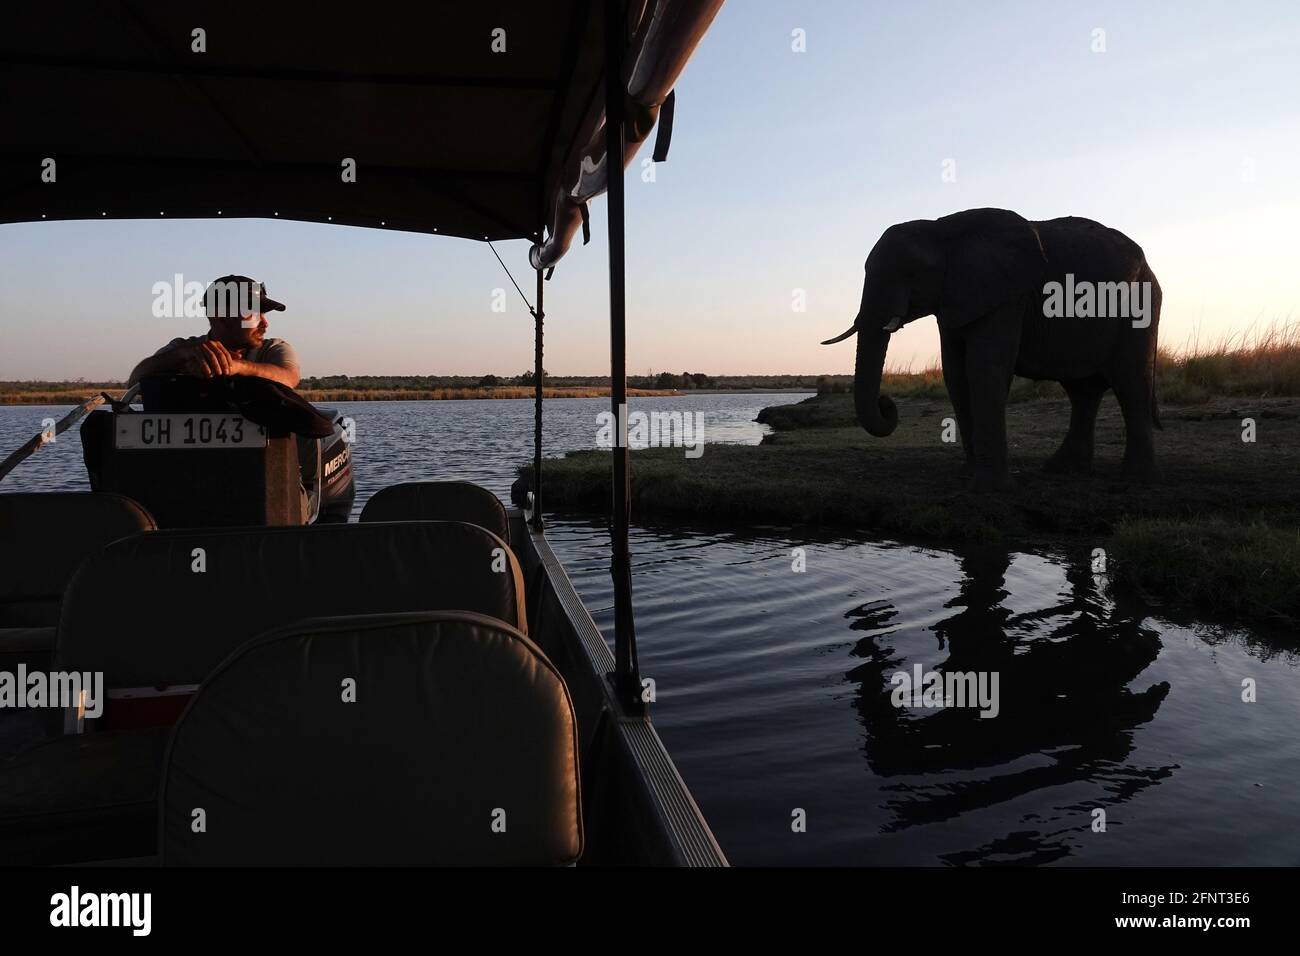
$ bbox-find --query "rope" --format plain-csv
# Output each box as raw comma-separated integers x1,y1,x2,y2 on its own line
485,241,546,529
0,384,140,484
487,241,537,318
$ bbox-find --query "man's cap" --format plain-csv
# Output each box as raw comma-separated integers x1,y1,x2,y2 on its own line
203,275,286,318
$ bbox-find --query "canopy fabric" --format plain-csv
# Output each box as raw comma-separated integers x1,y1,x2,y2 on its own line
0,0,722,265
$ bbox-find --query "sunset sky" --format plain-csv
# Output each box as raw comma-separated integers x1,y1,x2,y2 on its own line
2,0,1297,380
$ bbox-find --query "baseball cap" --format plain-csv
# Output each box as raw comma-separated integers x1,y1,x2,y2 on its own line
203,274,286,319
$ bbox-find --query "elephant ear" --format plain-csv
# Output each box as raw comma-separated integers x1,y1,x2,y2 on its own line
937,213,1046,331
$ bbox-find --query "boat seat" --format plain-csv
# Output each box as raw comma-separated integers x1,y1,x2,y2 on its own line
55,520,527,731
161,612,581,865
0,492,156,671
359,481,511,545
0,626,57,662
0,728,169,864
0,523,529,863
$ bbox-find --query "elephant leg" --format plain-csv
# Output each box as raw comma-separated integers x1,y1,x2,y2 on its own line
1113,266,1162,480
940,334,975,471
1112,369,1158,480
964,329,1015,491
1044,375,1108,473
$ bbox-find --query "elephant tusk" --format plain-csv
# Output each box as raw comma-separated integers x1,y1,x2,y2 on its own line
882,315,904,333
820,325,858,345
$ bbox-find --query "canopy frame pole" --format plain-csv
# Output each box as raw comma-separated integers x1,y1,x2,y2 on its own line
0,384,139,485
605,0,643,715
531,267,545,530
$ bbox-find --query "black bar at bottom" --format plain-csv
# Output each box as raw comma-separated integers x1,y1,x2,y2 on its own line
0,866,1283,939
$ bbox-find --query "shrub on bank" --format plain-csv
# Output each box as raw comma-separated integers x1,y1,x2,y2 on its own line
1111,515,1300,627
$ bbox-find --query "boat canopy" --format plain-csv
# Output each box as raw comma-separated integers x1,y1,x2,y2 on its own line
1,0,726,714
1,0,722,266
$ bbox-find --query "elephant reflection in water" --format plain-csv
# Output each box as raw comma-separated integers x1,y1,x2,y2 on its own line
844,548,1173,865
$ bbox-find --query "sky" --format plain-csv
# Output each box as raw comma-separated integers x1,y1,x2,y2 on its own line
2,0,1298,380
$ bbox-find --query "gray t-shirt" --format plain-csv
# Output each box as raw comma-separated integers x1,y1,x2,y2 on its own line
156,334,299,370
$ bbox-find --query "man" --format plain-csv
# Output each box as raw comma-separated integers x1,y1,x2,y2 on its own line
128,275,299,387
127,274,316,521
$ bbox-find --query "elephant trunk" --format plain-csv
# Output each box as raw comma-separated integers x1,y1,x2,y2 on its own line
853,323,899,437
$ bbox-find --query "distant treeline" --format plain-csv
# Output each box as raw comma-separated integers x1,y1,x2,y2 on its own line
297,373,833,391
9,319,1296,402
0,373,832,405
0,380,124,395
0,380,127,405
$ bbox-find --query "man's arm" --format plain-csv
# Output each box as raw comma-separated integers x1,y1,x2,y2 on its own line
127,340,227,385
235,338,301,388
230,357,300,389
128,338,299,388
127,352,178,387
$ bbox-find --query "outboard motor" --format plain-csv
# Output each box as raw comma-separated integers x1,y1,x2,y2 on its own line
81,376,355,528
312,406,356,524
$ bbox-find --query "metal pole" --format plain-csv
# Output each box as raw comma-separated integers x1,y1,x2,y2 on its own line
531,267,544,530
0,384,138,484
605,0,642,714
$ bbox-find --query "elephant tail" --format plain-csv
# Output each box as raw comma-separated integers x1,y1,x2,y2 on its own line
1147,263,1162,430
1147,335,1162,430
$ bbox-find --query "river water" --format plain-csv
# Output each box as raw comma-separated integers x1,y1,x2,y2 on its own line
2,394,1295,866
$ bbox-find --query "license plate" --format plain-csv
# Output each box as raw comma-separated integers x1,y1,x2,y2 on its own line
114,414,267,449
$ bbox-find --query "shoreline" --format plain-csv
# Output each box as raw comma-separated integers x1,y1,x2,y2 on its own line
520,391,1300,631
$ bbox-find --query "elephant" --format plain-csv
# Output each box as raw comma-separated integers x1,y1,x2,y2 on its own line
821,208,1162,490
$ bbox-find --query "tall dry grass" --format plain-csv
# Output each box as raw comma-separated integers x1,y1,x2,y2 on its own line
1156,318,1300,402
820,318,1300,404
878,360,1060,403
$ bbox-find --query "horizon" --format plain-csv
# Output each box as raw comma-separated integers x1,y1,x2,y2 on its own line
3,0,1298,380
0,371,843,385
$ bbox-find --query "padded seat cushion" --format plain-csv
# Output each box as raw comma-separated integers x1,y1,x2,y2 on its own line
161,612,582,866
0,625,56,673
56,521,527,690
0,626,55,654
359,481,511,545
0,492,156,626
0,728,169,864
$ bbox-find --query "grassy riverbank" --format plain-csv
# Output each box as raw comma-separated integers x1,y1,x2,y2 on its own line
523,386,1300,628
